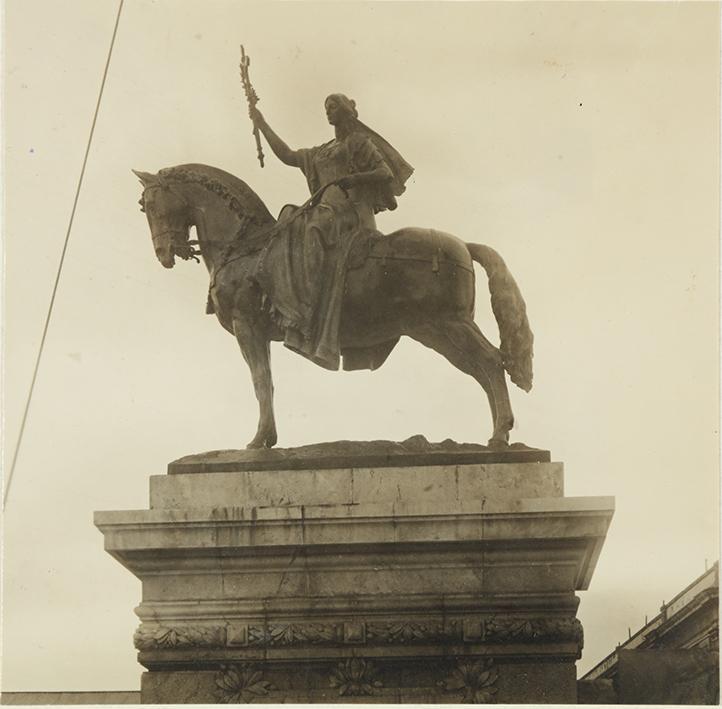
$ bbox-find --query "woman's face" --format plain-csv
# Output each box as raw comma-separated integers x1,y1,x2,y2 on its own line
325,96,347,126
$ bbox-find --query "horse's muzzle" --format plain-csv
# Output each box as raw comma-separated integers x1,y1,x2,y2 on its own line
153,228,186,268
156,248,176,268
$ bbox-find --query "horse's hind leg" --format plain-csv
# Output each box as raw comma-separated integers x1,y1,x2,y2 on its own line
407,318,514,446
233,317,278,449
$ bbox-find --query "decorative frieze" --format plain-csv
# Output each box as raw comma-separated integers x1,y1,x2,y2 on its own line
366,620,459,643
485,617,583,644
247,622,340,646
134,624,225,650
134,616,582,651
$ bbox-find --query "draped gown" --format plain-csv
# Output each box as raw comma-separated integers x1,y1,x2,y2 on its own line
253,131,403,371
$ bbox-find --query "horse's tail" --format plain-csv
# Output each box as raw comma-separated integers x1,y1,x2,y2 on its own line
467,243,533,392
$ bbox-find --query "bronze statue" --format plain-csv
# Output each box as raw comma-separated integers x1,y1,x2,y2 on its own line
133,86,533,450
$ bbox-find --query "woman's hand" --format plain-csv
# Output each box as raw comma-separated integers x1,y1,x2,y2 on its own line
336,167,391,191
248,106,265,127
335,175,359,191
248,111,299,167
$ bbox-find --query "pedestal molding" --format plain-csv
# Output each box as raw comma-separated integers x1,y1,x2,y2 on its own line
135,591,581,619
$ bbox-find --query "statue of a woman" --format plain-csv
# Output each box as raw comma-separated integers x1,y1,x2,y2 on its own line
249,95,413,370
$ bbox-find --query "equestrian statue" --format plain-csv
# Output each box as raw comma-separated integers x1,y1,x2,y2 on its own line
133,52,533,450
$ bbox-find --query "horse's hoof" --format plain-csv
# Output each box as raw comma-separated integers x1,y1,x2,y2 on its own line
487,437,510,451
246,435,277,450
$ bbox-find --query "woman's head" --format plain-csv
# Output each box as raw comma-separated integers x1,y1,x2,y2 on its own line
325,94,358,125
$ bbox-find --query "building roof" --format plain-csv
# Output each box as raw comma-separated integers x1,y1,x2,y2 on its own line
582,561,719,680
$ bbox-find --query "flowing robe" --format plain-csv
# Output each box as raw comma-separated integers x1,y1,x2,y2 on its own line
253,132,395,371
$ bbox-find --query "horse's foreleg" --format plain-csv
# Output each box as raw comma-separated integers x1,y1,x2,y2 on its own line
233,317,278,449
407,318,514,447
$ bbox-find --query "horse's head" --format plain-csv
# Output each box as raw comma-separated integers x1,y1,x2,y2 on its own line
133,169,196,268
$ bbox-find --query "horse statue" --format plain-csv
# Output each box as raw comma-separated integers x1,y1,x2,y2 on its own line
133,164,533,450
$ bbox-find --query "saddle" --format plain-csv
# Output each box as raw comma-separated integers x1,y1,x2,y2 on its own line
347,228,472,274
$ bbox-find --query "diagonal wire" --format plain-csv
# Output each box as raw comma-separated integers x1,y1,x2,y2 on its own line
3,0,125,510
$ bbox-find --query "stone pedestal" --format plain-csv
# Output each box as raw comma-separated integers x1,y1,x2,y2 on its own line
95,444,613,704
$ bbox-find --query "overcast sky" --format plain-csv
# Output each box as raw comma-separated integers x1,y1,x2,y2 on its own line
3,0,719,691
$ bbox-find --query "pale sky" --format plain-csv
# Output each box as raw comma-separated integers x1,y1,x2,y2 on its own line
3,0,719,691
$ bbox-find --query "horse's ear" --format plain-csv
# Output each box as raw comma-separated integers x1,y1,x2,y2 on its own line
132,169,157,187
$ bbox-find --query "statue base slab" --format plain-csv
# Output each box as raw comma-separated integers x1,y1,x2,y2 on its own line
95,446,613,704
167,436,551,474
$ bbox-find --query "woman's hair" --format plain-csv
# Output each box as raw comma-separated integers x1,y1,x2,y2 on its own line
325,93,358,119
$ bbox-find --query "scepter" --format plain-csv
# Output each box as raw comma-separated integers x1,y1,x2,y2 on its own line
239,45,265,167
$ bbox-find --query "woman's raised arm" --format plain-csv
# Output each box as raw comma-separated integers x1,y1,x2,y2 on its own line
249,107,299,168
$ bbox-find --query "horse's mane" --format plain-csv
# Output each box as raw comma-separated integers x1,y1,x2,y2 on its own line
158,163,275,226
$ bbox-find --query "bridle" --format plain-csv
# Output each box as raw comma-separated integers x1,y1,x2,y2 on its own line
154,228,202,263
142,182,204,262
